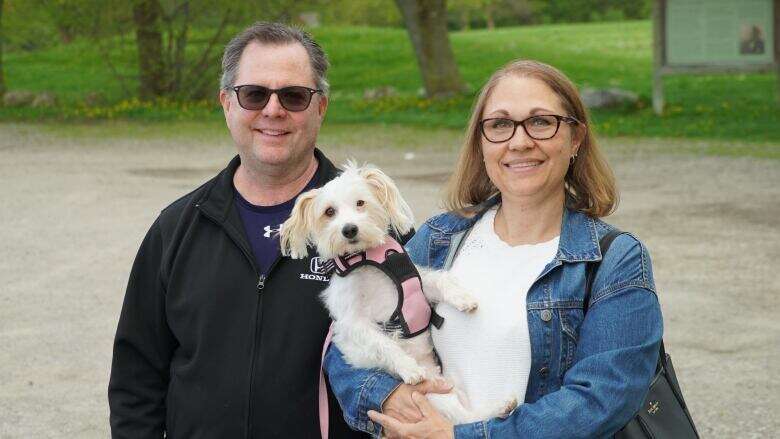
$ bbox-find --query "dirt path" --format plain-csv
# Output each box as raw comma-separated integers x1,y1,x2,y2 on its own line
0,124,778,438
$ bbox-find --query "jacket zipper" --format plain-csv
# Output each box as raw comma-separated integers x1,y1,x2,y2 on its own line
245,255,283,438
195,204,266,439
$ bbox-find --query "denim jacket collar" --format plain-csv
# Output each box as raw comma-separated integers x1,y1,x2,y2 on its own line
557,204,602,263
426,194,604,265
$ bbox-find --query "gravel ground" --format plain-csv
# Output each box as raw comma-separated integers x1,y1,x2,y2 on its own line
0,124,778,438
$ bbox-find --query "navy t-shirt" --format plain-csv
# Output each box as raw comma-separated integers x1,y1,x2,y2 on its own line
234,167,319,276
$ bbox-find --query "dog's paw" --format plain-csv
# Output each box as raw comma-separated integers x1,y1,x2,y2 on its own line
397,363,427,385
429,375,452,389
450,292,479,313
497,397,518,419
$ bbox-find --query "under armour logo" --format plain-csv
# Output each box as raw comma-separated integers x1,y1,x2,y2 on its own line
647,401,660,415
263,224,283,238
310,257,335,275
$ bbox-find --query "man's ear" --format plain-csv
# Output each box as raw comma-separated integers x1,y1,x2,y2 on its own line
219,89,231,113
317,94,328,119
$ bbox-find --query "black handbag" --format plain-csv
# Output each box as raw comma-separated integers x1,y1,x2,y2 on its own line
587,230,700,439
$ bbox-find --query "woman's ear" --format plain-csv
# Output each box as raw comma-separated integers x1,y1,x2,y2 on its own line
359,166,415,236
279,189,320,259
571,123,586,155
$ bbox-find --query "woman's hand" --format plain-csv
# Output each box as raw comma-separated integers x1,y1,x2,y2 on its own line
369,391,455,439
382,379,452,423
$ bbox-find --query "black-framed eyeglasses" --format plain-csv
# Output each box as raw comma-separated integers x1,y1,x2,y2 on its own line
479,115,581,143
231,84,322,112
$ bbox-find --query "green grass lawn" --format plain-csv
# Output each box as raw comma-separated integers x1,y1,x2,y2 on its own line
3,20,779,143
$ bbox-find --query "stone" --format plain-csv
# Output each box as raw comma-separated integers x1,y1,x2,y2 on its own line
580,87,638,109
298,12,320,27
32,92,57,108
83,91,106,107
363,86,398,100
3,90,36,107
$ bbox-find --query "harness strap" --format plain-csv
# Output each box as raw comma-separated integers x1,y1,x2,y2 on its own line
430,310,444,329
332,236,434,338
319,325,334,439
319,236,442,438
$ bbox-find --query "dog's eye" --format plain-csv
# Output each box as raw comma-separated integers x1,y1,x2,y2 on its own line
324,207,336,217
356,200,365,207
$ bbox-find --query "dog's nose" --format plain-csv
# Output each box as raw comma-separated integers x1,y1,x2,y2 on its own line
342,224,358,239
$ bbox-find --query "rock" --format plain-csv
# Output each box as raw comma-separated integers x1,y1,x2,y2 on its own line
3,90,36,107
363,86,398,100
83,91,106,107
32,92,57,108
298,11,320,28
580,87,638,109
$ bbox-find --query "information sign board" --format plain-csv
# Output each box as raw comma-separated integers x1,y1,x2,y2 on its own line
652,0,779,114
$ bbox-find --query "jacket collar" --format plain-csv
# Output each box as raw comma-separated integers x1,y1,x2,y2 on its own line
196,148,338,224
556,207,601,263
429,194,602,263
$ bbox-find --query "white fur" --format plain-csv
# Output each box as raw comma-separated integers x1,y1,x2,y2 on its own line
280,162,515,424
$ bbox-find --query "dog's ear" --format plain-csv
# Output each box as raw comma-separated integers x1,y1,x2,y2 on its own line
280,188,319,259
359,166,415,235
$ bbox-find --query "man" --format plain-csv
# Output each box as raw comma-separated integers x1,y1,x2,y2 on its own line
108,22,368,438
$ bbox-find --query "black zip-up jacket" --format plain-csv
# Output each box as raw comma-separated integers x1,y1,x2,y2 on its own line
109,150,367,439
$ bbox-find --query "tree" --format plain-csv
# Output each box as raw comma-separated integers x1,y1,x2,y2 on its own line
530,0,651,24
448,0,534,30
0,0,5,101
395,0,467,97
132,0,166,100
450,0,502,30
129,0,319,101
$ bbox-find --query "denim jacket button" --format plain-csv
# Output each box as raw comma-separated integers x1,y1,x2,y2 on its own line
540,309,552,322
539,366,550,377
366,422,375,432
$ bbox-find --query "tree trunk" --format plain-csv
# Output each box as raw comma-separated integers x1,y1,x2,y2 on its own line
132,0,166,100
170,1,190,95
461,9,470,30
485,2,495,30
775,0,779,105
395,0,467,97
0,0,6,101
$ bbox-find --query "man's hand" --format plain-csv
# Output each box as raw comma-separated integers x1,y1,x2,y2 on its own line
369,391,455,439
381,379,452,423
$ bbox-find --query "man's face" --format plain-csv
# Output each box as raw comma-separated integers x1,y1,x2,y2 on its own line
219,41,328,173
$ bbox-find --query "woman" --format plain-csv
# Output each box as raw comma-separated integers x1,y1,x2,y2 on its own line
324,60,663,438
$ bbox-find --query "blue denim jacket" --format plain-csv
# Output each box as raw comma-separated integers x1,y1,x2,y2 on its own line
324,197,663,438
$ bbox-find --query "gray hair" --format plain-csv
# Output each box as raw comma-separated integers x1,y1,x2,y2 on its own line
220,22,330,95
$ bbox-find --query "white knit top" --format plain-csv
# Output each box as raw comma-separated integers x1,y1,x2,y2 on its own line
431,206,559,412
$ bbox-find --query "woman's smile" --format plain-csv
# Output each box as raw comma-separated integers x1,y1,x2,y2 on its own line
501,157,545,173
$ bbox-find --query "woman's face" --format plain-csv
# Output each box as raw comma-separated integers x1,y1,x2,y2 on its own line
480,75,581,204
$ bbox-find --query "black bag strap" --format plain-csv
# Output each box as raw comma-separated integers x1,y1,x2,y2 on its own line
585,229,665,374
584,228,623,314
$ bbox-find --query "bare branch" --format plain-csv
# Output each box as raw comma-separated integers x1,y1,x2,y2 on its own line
183,8,231,98
81,2,131,97
171,0,190,94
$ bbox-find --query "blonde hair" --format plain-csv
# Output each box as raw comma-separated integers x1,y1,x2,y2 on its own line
445,59,617,218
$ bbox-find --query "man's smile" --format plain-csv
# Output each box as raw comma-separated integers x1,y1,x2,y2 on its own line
254,128,291,137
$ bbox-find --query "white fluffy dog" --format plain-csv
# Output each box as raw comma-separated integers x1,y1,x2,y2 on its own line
280,162,515,424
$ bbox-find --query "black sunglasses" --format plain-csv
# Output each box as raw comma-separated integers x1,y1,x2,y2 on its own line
231,85,322,112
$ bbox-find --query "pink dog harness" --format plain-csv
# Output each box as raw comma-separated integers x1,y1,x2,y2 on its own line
333,236,442,337
318,235,443,438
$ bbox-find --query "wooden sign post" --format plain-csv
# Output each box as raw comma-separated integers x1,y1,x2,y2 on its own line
652,0,780,114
